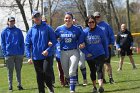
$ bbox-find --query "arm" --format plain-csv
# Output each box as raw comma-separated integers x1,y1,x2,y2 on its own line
108,25,115,47
1,31,6,57
19,29,24,55
101,30,109,58
25,29,32,59
45,26,57,53
116,33,121,49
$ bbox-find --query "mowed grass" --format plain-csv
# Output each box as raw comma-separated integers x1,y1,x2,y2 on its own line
0,54,140,93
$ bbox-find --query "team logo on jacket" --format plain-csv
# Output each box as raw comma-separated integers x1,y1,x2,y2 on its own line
86,35,101,44
120,34,128,38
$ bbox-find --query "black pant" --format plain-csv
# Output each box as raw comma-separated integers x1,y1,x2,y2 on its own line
33,56,53,93
87,55,105,81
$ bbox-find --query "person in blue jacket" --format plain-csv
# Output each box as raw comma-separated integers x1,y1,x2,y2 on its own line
55,12,84,93
1,17,24,91
73,18,87,86
94,11,115,84
81,15,109,93
25,11,57,93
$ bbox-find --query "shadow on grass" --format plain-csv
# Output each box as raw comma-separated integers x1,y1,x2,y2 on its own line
115,79,140,83
105,86,140,93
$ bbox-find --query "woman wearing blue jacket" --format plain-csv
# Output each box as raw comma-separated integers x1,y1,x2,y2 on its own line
1,17,24,91
25,11,57,93
55,12,84,93
82,15,109,93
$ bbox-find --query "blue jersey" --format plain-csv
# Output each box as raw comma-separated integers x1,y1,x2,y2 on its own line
97,21,115,45
82,27,109,59
55,25,84,50
25,22,57,60
55,41,60,58
1,26,24,57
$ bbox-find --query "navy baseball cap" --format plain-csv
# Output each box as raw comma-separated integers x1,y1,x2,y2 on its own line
8,17,15,21
32,11,41,18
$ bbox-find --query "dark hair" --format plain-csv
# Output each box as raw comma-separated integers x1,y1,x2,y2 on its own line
85,15,97,27
65,12,73,19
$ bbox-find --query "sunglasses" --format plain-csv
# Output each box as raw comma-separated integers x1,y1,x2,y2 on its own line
88,21,95,24
95,16,100,18
9,20,15,22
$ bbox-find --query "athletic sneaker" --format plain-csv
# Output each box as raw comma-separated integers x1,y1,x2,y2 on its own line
98,87,104,93
48,86,54,93
17,86,24,90
83,80,87,86
109,78,115,84
70,91,75,93
9,86,13,91
92,87,97,93
103,79,106,84
117,68,122,71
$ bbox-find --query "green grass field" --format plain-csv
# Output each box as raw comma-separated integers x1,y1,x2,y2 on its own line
0,54,140,93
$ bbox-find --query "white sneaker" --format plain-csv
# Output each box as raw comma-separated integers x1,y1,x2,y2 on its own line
83,80,87,86
70,91,75,93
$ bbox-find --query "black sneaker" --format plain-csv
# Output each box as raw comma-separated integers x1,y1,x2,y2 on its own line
9,86,13,91
109,78,114,84
93,87,97,93
103,79,106,84
98,87,104,93
48,86,54,93
17,86,24,90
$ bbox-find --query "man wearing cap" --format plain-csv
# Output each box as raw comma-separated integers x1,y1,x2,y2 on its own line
25,11,57,93
93,11,115,84
1,17,24,91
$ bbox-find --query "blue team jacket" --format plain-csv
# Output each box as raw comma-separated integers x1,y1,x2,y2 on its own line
55,25,84,50
25,22,57,60
1,26,24,57
82,27,109,60
97,21,115,45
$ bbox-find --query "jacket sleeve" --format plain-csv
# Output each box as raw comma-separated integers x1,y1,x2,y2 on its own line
19,29,24,55
25,29,32,59
77,28,85,45
128,31,134,47
107,25,115,45
116,32,120,48
1,31,6,57
45,26,57,53
101,30,109,58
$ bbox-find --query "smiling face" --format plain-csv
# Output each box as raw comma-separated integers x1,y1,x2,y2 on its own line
88,18,96,29
64,14,73,26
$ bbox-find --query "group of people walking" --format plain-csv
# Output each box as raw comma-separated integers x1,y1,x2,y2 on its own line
1,10,137,93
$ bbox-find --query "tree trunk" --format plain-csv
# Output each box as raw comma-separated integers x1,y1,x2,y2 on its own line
110,0,120,32
15,0,29,31
126,0,131,31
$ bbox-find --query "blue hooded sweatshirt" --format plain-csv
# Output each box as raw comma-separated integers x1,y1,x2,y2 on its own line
1,26,24,57
25,22,57,60
55,25,84,50
82,27,109,60
97,21,115,45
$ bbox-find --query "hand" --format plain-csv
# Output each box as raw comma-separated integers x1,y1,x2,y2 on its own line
42,50,48,56
117,48,121,51
28,58,33,64
48,41,53,47
109,44,113,49
130,47,133,50
87,53,92,57
79,43,85,49
105,57,108,60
